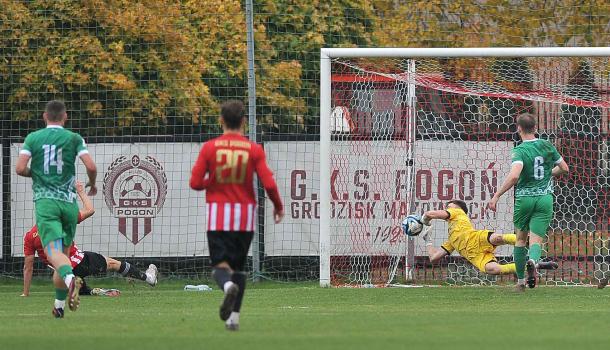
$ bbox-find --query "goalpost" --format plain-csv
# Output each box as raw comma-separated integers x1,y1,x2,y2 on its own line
320,47,610,288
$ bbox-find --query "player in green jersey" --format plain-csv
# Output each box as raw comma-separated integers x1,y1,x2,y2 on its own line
15,100,98,317
489,113,569,292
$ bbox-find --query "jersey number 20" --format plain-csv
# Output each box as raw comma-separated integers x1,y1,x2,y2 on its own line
42,144,63,174
215,149,249,184
533,156,544,180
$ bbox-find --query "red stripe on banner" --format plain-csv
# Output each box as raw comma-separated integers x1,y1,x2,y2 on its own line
119,218,126,235
144,218,151,235
132,218,139,243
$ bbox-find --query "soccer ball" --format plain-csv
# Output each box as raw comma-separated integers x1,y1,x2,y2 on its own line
402,215,424,237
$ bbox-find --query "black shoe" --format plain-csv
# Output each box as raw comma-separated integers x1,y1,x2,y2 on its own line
526,259,537,289
536,261,559,270
52,307,64,318
598,278,608,289
219,283,239,321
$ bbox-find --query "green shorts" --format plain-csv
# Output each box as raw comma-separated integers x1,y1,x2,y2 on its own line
34,198,79,248
513,194,553,238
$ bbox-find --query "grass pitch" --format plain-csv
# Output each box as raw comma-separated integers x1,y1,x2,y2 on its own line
1,278,609,350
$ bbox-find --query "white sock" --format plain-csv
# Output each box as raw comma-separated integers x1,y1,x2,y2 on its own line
226,312,240,325
517,278,525,285
64,274,74,288
223,281,235,293
54,299,65,309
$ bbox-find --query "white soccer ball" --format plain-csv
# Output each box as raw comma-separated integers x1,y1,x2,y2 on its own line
401,215,423,237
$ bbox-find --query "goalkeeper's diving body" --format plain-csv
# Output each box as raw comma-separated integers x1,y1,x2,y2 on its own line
416,200,557,275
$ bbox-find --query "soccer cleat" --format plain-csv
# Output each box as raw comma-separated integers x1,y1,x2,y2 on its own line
526,259,537,289
52,307,64,318
219,283,240,321
598,278,609,289
225,322,239,331
536,261,559,270
68,277,83,311
514,283,526,293
145,264,158,287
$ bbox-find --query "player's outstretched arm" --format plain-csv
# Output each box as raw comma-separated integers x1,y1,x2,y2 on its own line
22,255,34,296
75,181,95,221
421,210,450,225
427,245,449,264
489,162,523,211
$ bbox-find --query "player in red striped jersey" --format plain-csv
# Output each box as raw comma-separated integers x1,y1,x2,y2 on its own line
22,181,158,298
190,100,284,331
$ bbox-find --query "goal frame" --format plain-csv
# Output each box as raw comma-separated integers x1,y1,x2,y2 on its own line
319,47,610,287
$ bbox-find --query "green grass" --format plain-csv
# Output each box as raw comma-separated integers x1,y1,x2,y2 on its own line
1,278,610,350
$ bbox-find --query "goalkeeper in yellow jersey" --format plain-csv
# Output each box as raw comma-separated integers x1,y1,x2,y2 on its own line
418,200,557,275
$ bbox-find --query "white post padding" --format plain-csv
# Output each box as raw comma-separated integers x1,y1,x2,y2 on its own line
319,52,332,287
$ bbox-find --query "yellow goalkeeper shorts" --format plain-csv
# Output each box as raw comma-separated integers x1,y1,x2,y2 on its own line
465,231,497,273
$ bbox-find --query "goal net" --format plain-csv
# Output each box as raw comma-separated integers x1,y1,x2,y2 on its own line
320,48,610,287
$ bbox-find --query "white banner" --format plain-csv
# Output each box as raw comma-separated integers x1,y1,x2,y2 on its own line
12,143,209,257
265,140,514,257
10,140,514,258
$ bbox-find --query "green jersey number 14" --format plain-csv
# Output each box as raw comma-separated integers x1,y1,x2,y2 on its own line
43,144,64,174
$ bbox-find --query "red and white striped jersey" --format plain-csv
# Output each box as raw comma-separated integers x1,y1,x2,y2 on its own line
190,133,283,232
23,213,85,268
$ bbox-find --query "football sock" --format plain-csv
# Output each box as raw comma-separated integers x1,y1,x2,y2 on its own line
503,234,517,245
212,268,233,291
55,289,67,309
500,263,516,274
57,265,74,288
529,243,542,263
514,245,527,280
231,272,247,312
119,261,147,281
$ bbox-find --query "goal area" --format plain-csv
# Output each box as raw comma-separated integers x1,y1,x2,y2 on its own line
319,47,610,287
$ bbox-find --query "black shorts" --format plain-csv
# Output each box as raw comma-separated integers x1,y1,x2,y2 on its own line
207,231,254,271
73,251,107,277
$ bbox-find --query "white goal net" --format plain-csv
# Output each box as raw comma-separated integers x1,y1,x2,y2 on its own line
320,48,610,287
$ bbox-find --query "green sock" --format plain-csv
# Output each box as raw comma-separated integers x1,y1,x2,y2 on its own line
55,288,68,301
514,246,527,279
57,265,73,279
529,243,542,263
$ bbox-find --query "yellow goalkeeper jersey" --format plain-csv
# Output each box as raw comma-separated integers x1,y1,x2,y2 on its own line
440,207,491,257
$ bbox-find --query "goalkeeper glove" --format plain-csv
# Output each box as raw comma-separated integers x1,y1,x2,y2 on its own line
421,214,432,226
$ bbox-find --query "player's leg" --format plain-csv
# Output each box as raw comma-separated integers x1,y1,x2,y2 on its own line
207,231,239,322
484,261,516,275
488,232,516,246
513,197,535,291
524,194,555,288
105,256,157,286
474,232,516,275
225,231,254,331
60,200,82,309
